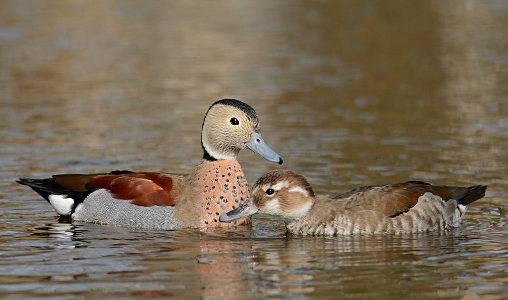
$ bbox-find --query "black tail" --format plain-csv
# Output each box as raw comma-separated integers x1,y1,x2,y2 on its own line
17,178,67,202
458,185,487,206
17,170,134,202
17,170,135,217
17,177,91,205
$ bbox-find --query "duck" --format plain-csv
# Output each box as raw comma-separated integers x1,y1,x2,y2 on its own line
17,99,283,230
220,170,487,235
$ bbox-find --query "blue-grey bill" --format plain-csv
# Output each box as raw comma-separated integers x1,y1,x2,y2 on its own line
245,132,283,164
219,199,259,223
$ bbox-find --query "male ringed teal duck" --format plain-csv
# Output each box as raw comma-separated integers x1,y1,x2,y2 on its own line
17,99,283,230
220,170,486,235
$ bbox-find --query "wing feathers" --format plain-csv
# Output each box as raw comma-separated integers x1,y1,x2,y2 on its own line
88,173,176,206
339,181,485,218
18,171,176,208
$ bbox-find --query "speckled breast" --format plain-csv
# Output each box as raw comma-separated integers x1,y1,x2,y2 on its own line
194,160,251,227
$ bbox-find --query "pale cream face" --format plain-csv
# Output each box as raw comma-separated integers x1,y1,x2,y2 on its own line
251,171,315,220
202,104,258,160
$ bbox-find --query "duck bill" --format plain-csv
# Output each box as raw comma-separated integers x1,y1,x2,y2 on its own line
219,199,259,223
245,132,283,165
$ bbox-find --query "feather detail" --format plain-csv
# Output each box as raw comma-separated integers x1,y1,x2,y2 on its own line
88,173,175,206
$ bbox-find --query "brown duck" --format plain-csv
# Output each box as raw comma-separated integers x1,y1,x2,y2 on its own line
220,170,486,235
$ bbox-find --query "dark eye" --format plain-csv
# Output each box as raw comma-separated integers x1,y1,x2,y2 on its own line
265,188,274,195
230,117,239,125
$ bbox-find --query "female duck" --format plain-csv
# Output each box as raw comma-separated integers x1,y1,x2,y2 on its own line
18,99,283,230
220,170,486,235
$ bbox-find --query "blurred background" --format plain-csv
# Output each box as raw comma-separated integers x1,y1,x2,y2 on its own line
1,1,507,299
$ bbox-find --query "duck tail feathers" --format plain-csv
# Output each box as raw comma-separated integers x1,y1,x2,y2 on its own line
458,185,487,206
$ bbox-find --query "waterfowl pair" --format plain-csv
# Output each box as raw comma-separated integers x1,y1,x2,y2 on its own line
17,99,283,229
220,170,487,235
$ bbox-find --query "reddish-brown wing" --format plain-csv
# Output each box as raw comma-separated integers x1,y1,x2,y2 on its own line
339,181,451,217
88,173,175,206
379,182,451,217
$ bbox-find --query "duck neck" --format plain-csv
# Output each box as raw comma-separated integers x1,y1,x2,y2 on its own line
202,145,217,162
201,138,238,161
282,198,314,224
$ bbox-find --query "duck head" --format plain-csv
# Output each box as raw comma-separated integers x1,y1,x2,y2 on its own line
201,99,283,164
219,170,315,222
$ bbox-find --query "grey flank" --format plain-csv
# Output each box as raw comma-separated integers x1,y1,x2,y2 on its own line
73,189,180,230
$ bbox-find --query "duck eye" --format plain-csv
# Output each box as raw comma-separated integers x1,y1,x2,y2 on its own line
230,117,239,125
265,188,274,195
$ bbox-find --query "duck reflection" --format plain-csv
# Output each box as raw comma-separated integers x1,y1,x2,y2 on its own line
248,231,465,297
26,219,489,298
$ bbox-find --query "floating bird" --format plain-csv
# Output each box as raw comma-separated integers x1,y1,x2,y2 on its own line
18,99,283,229
220,170,486,235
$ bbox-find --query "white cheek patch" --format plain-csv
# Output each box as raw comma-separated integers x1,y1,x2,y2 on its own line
289,186,310,198
48,194,74,216
262,198,282,215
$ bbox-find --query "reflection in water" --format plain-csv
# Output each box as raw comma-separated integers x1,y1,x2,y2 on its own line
1,0,507,299
194,237,252,298
249,234,459,298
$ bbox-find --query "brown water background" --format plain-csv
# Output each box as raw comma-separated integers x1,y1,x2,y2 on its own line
1,1,507,299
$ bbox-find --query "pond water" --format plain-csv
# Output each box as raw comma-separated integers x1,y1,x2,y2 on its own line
1,1,507,299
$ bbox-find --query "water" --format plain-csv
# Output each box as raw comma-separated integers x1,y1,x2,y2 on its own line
1,1,507,299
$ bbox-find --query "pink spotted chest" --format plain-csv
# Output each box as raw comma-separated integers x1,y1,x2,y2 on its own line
194,160,250,227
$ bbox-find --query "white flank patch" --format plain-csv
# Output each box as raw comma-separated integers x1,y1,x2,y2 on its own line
48,194,74,216
272,180,291,191
457,204,467,216
455,203,468,226
289,186,309,197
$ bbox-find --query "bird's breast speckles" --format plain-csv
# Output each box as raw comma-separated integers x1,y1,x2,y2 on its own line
195,160,250,227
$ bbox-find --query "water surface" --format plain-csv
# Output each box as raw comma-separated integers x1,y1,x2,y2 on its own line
1,1,507,299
